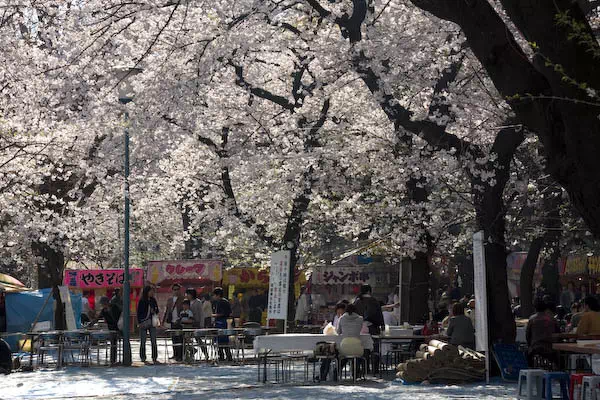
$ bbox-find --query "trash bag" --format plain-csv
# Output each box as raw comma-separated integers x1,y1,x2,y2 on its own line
0,338,12,374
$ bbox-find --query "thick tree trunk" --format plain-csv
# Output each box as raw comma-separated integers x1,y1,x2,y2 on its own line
33,242,65,289
282,181,312,322
471,127,523,344
484,243,516,342
541,186,563,300
408,252,431,323
520,236,545,318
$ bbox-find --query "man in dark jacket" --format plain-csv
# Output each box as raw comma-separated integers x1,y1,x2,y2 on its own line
354,284,384,374
91,296,119,364
212,287,232,361
354,285,385,335
163,283,184,361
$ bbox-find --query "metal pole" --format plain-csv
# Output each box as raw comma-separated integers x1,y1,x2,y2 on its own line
122,109,132,366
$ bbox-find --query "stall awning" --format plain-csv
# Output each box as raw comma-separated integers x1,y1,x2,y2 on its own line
0,273,28,292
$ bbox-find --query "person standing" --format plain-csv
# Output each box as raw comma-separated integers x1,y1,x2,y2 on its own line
110,288,123,322
212,287,232,361
353,284,384,374
90,296,119,365
353,285,384,335
231,292,242,327
560,282,576,310
294,287,310,326
81,294,92,325
137,286,160,364
202,293,213,328
248,290,263,323
163,283,184,361
186,288,208,360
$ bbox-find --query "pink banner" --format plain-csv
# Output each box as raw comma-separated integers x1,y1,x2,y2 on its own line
147,260,222,284
63,269,144,289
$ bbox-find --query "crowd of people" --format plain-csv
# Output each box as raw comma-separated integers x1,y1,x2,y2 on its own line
135,284,237,364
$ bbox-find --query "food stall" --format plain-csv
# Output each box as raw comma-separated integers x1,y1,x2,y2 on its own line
63,268,144,331
222,267,308,324
147,259,223,317
310,256,398,324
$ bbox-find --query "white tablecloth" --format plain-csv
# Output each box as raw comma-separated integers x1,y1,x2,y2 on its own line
253,333,374,353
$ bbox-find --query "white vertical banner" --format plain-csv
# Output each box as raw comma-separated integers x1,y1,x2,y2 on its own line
267,250,290,320
59,286,77,331
473,230,490,383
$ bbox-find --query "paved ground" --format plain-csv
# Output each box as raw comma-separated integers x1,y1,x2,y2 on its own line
2,339,518,399
2,363,518,400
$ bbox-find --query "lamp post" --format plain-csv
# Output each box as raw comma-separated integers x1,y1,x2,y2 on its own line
115,67,142,366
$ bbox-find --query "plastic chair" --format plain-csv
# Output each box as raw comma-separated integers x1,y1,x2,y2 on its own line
571,373,594,400
543,371,569,400
582,376,600,400
517,369,545,400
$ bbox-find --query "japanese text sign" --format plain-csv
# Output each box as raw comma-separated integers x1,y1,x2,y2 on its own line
147,259,223,284
63,269,144,289
312,266,388,285
267,251,290,320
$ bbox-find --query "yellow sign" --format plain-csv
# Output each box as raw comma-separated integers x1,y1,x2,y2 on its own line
565,256,588,275
223,267,308,288
589,256,600,275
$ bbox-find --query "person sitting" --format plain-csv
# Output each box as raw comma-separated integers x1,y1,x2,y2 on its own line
526,299,559,367
337,303,364,339
447,302,475,349
577,296,600,335
332,302,346,330
319,303,364,381
569,302,584,331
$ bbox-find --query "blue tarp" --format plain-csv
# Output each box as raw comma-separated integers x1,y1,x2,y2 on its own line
4,288,82,350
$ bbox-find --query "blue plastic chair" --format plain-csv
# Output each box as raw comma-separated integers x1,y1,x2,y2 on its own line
543,371,569,400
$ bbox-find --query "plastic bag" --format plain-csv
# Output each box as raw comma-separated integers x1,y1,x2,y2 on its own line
323,322,337,336
360,321,370,335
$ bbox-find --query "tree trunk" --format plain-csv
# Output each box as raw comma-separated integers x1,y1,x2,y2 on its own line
520,236,545,318
33,242,65,289
408,252,431,323
484,243,516,343
540,186,563,300
471,126,523,344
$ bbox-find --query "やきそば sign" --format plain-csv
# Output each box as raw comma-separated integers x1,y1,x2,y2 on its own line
63,269,144,289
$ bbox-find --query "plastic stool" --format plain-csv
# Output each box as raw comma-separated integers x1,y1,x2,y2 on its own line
543,372,569,400
569,355,590,370
582,376,600,400
518,369,545,399
571,374,594,400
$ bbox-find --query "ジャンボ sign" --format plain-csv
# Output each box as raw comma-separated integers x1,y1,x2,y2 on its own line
147,260,223,284
267,251,290,320
312,266,389,286
63,269,145,289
